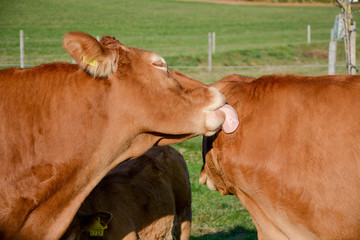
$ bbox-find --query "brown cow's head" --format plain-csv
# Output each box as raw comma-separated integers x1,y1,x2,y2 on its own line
63,32,238,146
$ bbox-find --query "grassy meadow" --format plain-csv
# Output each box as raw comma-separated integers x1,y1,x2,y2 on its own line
2,0,359,78
1,0,359,239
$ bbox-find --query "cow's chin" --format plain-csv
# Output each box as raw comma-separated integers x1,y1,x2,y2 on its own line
204,109,225,136
200,172,231,195
199,172,217,191
206,177,218,191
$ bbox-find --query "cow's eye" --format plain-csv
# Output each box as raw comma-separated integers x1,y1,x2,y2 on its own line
152,59,167,70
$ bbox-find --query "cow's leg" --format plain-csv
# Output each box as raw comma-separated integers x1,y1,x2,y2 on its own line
172,202,191,240
179,220,191,240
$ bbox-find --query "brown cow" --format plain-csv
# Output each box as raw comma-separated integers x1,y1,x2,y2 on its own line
200,74,360,239
0,32,238,240
62,146,191,240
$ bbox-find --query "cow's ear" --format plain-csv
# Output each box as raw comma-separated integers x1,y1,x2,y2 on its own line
63,32,117,78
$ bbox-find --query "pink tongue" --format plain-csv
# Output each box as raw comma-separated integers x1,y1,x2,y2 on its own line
218,104,239,134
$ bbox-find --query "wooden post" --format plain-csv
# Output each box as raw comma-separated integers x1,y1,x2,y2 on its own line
20,30,24,68
307,25,311,44
212,32,216,54
328,28,337,75
208,32,212,72
350,22,356,75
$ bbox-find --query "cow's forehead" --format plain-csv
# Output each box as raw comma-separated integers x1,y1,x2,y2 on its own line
149,54,166,65
121,46,167,71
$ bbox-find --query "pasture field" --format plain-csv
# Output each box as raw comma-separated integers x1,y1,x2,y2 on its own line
1,0,359,75
1,0,359,239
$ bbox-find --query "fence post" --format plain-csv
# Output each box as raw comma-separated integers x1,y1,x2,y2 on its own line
208,32,212,72
307,25,311,44
212,32,216,54
20,30,24,68
350,22,356,75
328,28,337,75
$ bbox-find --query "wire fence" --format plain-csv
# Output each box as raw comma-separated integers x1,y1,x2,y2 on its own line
0,28,346,76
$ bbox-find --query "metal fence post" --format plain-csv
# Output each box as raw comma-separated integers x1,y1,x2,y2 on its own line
328,28,337,75
212,32,216,54
20,30,24,68
208,32,212,72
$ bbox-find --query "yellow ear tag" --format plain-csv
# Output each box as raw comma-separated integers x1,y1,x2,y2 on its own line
89,217,108,237
82,54,98,67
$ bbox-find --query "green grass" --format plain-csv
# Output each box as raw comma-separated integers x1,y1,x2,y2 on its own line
1,0,360,238
1,0,358,69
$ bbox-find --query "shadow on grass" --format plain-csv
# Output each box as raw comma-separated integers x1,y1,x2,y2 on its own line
191,226,257,240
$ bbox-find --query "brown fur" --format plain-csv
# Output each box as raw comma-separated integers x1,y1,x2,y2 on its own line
201,74,360,240
0,32,227,239
62,146,191,240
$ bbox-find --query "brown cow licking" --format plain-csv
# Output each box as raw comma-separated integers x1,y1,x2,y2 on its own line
201,74,360,240
62,146,191,240
0,32,238,239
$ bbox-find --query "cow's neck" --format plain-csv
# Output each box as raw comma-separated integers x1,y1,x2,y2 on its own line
15,130,153,240
1,72,145,239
